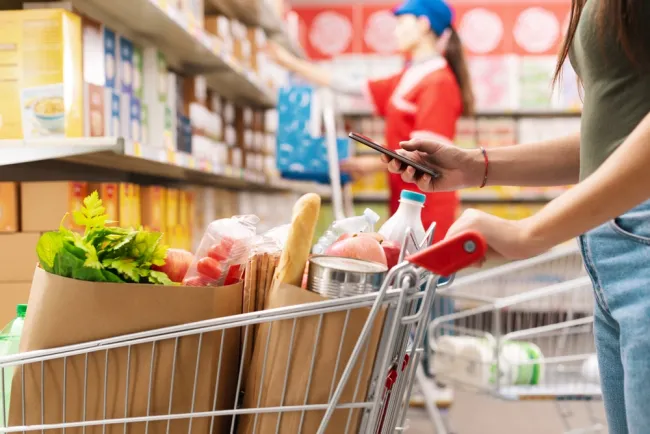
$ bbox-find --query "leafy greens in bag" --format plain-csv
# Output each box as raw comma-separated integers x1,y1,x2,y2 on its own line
36,192,173,285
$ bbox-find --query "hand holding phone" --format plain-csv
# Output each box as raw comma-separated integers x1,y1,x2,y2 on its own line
348,132,440,179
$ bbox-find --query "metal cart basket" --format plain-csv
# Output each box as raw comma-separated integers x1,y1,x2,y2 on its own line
420,243,605,434
0,232,485,434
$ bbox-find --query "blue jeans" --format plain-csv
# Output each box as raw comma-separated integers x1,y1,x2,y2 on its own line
578,200,650,434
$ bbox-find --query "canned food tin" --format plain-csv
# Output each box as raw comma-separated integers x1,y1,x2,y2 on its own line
307,255,388,299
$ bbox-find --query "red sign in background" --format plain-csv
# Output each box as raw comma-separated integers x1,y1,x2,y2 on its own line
291,1,570,59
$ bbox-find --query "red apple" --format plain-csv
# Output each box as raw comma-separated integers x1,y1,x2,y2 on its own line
325,236,387,266
153,248,194,283
335,232,385,244
381,240,402,269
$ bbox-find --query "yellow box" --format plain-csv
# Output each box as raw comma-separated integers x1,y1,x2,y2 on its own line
141,186,166,233
0,9,83,140
166,189,179,229
132,184,141,228
0,182,19,232
118,183,132,228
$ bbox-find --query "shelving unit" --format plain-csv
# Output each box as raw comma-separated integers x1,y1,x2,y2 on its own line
19,0,277,108
0,138,331,195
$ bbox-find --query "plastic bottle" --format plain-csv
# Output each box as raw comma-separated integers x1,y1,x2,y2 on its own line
312,208,380,254
379,190,426,248
0,304,26,427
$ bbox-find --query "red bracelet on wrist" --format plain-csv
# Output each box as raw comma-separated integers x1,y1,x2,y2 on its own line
479,146,489,188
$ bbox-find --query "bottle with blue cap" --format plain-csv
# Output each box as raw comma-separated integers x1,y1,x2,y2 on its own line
379,190,427,248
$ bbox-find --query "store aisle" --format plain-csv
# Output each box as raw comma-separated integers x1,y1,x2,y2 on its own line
406,390,606,433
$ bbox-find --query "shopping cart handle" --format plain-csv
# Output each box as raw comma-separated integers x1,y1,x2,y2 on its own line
405,230,486,276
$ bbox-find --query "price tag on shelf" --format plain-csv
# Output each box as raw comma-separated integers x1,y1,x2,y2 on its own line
187,155,196,169
132,142,142,157
166,149,177,165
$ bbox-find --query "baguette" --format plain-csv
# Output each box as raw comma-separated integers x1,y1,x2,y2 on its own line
273,193,321,288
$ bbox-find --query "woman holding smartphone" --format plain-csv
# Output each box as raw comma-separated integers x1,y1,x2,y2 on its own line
384,1,650,431
268,0,474,241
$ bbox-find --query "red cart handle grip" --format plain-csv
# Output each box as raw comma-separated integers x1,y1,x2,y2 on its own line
405,230,487,276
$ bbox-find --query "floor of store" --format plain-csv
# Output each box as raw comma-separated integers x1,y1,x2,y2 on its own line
406,390,606,433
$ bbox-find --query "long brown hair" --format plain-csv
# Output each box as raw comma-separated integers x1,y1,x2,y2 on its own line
444,27,475,116
553,0,649,86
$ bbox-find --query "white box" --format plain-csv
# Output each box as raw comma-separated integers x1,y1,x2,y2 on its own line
143,47,170,148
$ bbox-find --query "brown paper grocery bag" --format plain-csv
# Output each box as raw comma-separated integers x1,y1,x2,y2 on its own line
8,267,243,434
239,284,385,434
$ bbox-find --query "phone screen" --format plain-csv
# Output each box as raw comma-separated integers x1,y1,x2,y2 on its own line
348,132,440,178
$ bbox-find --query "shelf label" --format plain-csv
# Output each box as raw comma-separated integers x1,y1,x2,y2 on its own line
133,142,142,157
187,156,196,169
166,149,176,165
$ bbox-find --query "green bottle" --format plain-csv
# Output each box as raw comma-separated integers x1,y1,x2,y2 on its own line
0,304,26,427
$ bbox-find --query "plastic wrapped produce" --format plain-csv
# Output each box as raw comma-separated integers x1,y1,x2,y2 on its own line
183,215,259,287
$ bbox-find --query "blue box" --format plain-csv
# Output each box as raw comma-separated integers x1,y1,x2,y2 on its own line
276,85,350,185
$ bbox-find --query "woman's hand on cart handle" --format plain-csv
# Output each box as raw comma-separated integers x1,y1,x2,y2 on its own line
381,138,485,192
445,209,550,261
406,230,487,276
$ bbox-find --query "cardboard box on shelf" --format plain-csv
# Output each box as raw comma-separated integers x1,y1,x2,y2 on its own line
132,45,144,101
82,16,105,137
0,182,19,232
132,184,141,228
119,36,134,95
143,47,169,148
183,75,208,112
204,15,232,53
0,233,40,282
140,186,166,233
165,188,180,230
0,282,31,329
89,183,120,222
21,182,87,232
104,26,118,91
0,9,83,140
118,183,132,227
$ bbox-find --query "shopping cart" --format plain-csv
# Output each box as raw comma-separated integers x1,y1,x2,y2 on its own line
420,243,605,434
0,231,486,434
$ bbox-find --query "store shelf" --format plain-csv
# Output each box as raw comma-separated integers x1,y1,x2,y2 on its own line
205,0,304,59
70,0,276,107
0,138,329,194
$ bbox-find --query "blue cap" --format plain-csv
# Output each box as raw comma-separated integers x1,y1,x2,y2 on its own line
400,190,426,203
394,0,454,36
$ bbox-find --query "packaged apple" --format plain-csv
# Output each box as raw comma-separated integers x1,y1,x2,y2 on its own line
182,215,259,287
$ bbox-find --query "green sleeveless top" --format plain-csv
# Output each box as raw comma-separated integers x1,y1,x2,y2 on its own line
569,1,650,180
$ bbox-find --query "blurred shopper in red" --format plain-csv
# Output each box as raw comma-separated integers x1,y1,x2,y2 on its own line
268,0,474,241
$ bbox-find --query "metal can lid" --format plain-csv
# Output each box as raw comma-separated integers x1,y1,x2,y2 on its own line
310,256,388,274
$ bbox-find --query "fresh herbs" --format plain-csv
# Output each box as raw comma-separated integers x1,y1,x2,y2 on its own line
36,191,173,285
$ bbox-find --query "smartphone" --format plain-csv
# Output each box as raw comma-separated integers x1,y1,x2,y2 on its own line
348,132,440,179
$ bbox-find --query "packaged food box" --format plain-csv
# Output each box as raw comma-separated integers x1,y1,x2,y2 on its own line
21,181,87,232
118,36,133,95
0,9,83,140
81,16,105,137
140,186,166,233
143,47,169,148
0,183,18,232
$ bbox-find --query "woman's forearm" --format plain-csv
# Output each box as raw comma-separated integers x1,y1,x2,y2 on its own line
525,112,650,247
483,132,581,187
281,56,365,97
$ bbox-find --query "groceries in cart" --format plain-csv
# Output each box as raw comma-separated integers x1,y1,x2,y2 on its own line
182,215,259,287
2,189,486,434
